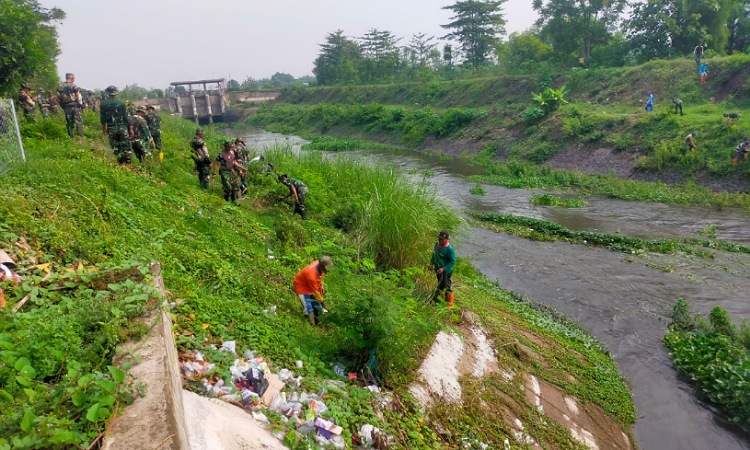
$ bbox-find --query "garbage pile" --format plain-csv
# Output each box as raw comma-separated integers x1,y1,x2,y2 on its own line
179,341,394,449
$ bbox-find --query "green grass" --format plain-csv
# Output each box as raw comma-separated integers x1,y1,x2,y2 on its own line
471,212,750,256
0,112,635,449
530,193,588,207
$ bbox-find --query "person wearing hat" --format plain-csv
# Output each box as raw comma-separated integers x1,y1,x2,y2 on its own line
683,131,698,153
145,105,162,157
645,91,654,112
190,128,212,189
57,73,84,138
17,83,37,122
129,106,155,163
212,140,246,202
277,174,308,219
100,86,132,164
293,256,332,325
429,231,456,309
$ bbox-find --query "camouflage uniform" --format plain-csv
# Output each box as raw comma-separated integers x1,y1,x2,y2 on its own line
100,88,132,164
18,88,36,122
145,109,162,151
190,132,212,189
57,81,84,138
38,92,52,119
216,145,242,202
48,94,60,115
281,176,308,219
130,110,153,163
234,140,249,193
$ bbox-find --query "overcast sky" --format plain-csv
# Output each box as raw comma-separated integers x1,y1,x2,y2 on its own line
40,0,536,90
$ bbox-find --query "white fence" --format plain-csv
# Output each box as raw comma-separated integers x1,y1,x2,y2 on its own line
0,99,26,175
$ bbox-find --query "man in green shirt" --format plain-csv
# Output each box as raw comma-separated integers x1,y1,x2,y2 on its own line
429,230,456,309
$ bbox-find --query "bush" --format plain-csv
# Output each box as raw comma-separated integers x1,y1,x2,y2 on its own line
524,107,545,126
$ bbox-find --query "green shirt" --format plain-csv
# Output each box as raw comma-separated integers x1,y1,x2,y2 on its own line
431,241,456,275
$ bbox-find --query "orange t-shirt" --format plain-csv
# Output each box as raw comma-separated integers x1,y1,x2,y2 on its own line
293,261,325,298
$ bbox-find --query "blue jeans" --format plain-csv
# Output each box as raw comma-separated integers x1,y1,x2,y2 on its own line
297,294,323,314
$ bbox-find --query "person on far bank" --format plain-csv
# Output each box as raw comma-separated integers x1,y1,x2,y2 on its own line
429,231,456,309
277,174,308,219
683,131,697,153
644,91,654,112
734,139,749,165
293,256,332,326
672,98,684,116
694,43,704,66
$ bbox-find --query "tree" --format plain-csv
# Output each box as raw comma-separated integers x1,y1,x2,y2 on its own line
0,0,65,96
441,0,507,69
533,0,626,64
227,79,241,91
500,30,555,73
119,84,148,101
269,72,295,88
626,0,733,61
727,0,750,54
407,33,437,67
358,29,402,83
313,30,363,85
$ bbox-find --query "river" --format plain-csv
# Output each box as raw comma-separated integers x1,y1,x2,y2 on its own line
239,128,750,450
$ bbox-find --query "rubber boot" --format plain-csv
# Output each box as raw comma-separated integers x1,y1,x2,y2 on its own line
446,292,455,310
307,313,316,326
734,158,739,165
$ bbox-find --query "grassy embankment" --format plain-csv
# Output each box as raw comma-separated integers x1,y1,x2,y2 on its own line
247,54,750,206
0,112,634,448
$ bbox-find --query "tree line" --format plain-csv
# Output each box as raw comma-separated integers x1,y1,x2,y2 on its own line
312,0,750,85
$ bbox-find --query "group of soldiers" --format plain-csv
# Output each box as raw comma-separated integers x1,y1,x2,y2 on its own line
17,74,100,137
187,129,307,218
99,85,162,165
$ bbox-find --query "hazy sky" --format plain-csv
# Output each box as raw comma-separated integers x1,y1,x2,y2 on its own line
41,0,536,90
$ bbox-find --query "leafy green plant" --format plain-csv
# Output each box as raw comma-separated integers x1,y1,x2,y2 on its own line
530,193,588,208
469,184,487,195
531,86,569,115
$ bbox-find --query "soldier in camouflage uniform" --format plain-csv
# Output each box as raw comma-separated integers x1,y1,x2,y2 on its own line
234,138,250,195
100,86,132,164
57,73,84,138
85,90,99,112
145,105,162,153
130,106,155,163
277,174,309,219
37,91,52,119
18,84,36,122
213,140,246,202
190,128,212,190
47,93,60,115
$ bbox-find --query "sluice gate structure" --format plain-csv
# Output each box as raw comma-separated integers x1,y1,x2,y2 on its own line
169,79,227,124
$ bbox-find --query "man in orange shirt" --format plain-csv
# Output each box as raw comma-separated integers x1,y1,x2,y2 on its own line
293,256,332,325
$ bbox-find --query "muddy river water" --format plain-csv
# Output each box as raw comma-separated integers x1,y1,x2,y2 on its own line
240,129,750,450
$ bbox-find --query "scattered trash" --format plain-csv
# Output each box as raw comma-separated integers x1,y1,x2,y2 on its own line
367,385,380,394
220,340,236,354
315,417,343,439
296,360,304,368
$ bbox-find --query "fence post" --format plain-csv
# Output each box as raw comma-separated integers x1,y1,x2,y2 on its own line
9,100,26,162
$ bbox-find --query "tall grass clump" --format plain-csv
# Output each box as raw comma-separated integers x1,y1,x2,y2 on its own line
265,146,464,270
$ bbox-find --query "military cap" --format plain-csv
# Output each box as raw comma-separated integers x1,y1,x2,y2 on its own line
135,106,147,113
20,83,30,90
223,140,234,148
195,128,204,134
146,105,155,110
105,85,118,95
